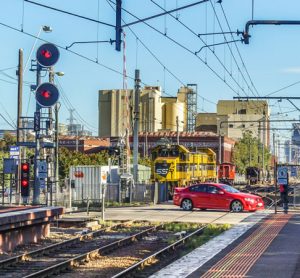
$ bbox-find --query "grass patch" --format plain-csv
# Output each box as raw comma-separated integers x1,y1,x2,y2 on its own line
184,223,231,252
163,222,202,232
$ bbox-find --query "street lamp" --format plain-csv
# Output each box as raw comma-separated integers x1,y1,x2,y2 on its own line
42,25,52,33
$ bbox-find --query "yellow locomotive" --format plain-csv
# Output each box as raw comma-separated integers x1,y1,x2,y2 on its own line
151,144,217,193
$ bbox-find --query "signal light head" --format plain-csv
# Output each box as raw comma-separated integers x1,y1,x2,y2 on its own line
35,83,59,107
41,49,52,59
36,43,59,67
21,163,29,171
41,90,51,99
21,180,29,187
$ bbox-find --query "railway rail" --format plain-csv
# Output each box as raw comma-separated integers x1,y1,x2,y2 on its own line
0,210,231,278
0,221,160,278
109,212,231,278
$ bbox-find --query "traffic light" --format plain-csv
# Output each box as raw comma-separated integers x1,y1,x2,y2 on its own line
36,43,60,67
20,162,30,197
35,82,59,107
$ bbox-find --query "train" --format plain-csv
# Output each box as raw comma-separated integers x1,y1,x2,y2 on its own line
218,162,236,185
245,166,260,185
151,144,217,197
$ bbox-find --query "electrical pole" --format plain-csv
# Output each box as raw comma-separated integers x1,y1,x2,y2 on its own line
17,49,23,204
49,68,54,205
54,103,60,205
176,116,179,145
133,69,140,183
273,132,277,213
262,117,265,182
33,65,42,205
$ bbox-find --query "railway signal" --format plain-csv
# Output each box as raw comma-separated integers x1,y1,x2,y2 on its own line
35,82,59,107
21,162,30,197
36,43,60,67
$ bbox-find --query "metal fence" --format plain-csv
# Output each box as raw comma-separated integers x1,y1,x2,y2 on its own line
55,182,155,208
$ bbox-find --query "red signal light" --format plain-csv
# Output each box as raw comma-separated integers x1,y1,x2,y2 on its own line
41,90,51,99
41,49,52,59
21,180,29,187
21,163,29,171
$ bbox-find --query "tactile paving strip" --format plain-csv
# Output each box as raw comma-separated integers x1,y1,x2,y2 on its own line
201,214,292,278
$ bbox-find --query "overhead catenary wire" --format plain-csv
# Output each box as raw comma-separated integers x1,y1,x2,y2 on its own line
265,80,300,97
55,77,97,132
0,21,143,85
209,0,259,97
24,0,115,28
108,0,243,98
106,0,216,108
219,2,260,97
0,113,16,129
148,0,246,98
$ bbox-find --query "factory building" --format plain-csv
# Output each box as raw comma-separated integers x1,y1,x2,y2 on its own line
98,85,197,137
196,100,270,147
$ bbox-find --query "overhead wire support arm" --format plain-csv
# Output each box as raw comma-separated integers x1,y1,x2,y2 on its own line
66,39,115,50
233,97,300,100
287,99,300,112
198,30,243,37
121,0,209,28
195,38,243,55
243,20,300,44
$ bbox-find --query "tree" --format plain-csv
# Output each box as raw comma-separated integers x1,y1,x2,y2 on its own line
0,132,16,152
232,131,271,174
58,148,109,179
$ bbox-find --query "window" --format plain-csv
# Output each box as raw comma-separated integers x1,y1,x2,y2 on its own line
189,185,207,193
229,124,234,128
238,109,247,114
207,185,219,194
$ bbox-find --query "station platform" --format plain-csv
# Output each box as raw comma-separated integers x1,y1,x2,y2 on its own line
151,211,300,278
0,206,64,252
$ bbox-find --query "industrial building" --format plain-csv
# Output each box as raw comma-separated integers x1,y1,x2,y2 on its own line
98,85,198,137
196,100,270,147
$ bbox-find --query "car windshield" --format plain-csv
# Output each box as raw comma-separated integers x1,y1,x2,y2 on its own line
220,184,240,193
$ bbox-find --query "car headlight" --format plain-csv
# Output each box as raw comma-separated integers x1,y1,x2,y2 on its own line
244,198,255,203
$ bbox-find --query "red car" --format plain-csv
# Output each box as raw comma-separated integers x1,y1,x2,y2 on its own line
173,183,264,212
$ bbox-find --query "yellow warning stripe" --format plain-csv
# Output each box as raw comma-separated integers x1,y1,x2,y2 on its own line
201,214,291,278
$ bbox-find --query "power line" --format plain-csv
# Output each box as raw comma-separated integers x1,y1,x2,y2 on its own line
108,0,243,98
219,2,260,97
0,21,142,85
0,112,16,129
24,0,115,28
106,0,216,109
209,0,259,97
55,77,97,132
265,80,300,97
149,0,248,100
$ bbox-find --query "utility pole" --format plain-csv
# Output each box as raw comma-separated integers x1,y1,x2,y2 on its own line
262,117,265,182
17,49,23,147
133,69,140,183
33,65,42,204
17,49,23,204
48,68,54,205
176,116,179,145
54,103,59,205
273,132,277,213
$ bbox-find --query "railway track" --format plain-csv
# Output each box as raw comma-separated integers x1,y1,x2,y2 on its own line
0,210,235,277
0,221,160,278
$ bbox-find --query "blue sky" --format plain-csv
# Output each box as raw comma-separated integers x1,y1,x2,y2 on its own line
1,0,300,141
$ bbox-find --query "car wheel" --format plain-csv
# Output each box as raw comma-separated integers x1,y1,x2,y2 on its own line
181,199,193,211
231,200,243,212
